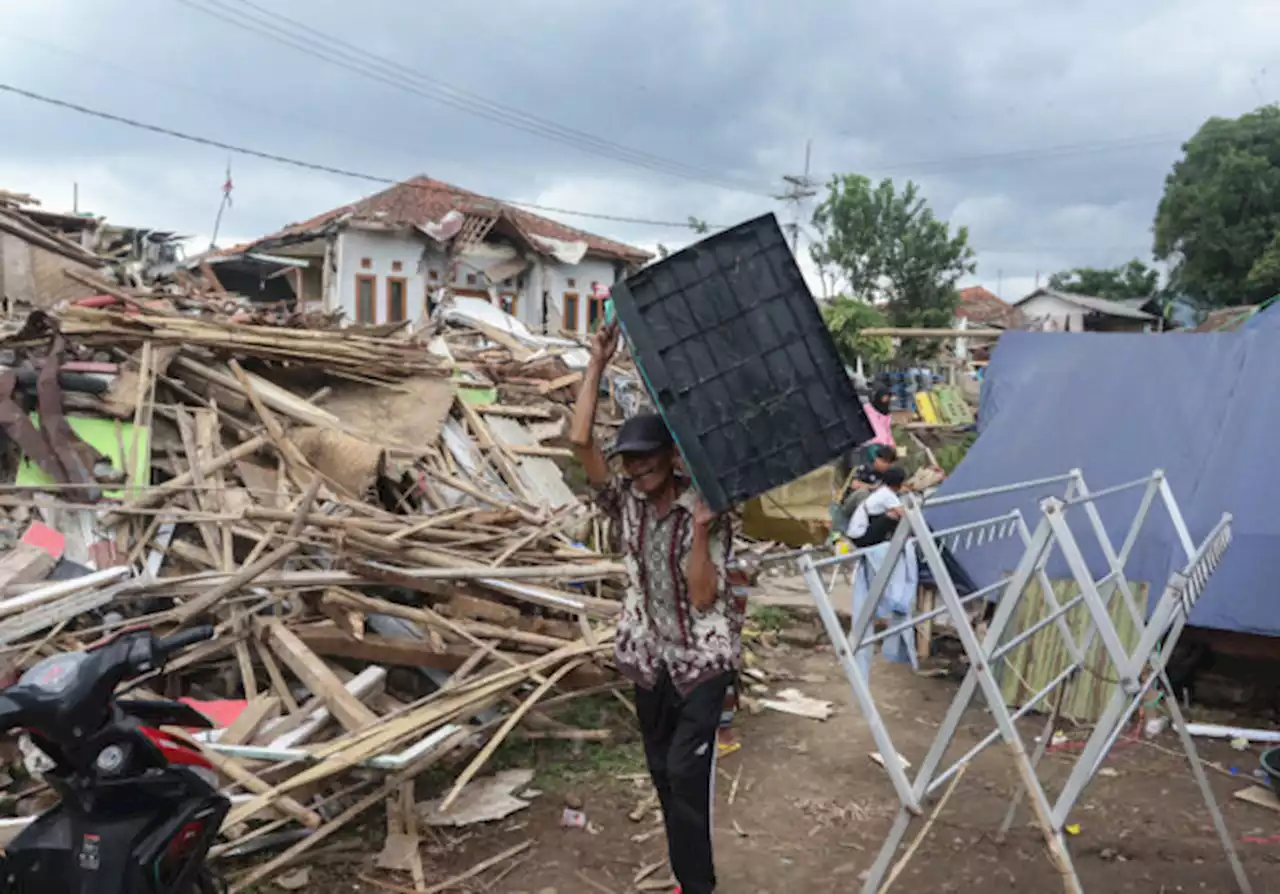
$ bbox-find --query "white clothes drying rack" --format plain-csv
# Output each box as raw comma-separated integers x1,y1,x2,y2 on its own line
794,469,1249,894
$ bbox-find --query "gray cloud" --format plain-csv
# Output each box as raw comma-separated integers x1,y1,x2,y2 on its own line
1,0,1276,300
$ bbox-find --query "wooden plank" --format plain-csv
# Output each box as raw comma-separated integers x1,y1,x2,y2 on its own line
1233,785,1280,813
861,327,1004,338
506,444,573,459
475,404,555,420
0,542,58,590
218,694,281,747
445,593,521,626
537,371,583,394
228,360,319,493
262,621,380,733
100,434,269,526
295,628,608,689
996,579,1149,724
199,747,323,830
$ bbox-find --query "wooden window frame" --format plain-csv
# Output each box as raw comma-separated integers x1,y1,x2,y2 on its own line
563,292,580,332
587,294,607,332
499,293,518,317
360,257,372,269
355,274,377,324
391,260,403,272
386,276,408,323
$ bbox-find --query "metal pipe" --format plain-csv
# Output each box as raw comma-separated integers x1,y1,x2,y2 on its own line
854,576,1013,652
209,723,460,770
924,473,1076,508
730,543,831,570
811,513,1018,573
927,663,1079,795
988,593,1088,664
1062,475,1157,506
928,511,1021,542
811,547,875,570
1087,672,1160,778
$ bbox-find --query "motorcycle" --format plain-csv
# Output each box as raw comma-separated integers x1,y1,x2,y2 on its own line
0,625,227,893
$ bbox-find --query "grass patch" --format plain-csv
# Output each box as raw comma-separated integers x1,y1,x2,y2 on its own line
487,693,646,790
749,604,791,632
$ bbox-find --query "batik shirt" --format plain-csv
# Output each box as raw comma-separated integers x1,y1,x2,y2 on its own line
594,476,742,695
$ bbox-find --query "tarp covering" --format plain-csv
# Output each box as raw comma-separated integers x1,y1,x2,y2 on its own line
1240,302,1280,332
928,330,1279,637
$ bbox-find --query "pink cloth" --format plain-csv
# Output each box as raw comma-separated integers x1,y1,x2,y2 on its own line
863,403,895,448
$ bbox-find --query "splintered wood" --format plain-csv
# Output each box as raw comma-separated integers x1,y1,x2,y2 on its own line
0,292,638,889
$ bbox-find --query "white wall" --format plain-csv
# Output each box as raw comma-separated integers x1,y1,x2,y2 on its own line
542,257,621,334
1017,292,1087,332
332,227,625,332
333,228,440,324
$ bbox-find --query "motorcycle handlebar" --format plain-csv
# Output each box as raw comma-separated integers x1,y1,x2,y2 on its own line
155,626,215,659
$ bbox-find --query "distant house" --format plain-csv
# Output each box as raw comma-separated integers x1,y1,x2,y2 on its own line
954,286,1025,362
219,175,652,332
1013,287,1156,333
956,286,1027,329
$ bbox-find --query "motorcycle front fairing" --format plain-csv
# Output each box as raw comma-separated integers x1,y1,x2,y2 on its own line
0,629,228,893
1,771,227,894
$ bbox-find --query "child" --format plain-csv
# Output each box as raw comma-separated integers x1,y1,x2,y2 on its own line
831,445,898,538
847,466,907,548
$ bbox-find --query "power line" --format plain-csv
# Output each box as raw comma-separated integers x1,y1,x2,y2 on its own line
777,139,818,254
0,82,738,231
170,0,778,199
816,131,1183,181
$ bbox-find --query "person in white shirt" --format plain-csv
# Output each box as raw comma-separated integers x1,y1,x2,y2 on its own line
847,467,906,548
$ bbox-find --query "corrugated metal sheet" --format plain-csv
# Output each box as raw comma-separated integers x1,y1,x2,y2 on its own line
996,578,1149,724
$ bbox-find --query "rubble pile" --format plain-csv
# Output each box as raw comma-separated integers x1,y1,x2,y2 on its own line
0,208,639,890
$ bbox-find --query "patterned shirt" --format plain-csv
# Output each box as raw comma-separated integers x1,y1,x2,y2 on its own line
594,476,742,695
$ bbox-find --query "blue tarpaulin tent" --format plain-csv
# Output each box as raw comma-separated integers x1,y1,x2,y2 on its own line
929,329,1280,637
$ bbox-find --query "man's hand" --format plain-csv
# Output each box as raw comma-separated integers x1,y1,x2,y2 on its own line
688,495,721,611
590,321,620,368
692,495,718,529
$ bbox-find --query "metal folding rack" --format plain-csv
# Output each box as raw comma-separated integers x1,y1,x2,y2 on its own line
797,469,1251,894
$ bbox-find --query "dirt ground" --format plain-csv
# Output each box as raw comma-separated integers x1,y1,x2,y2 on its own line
242,630,1280,893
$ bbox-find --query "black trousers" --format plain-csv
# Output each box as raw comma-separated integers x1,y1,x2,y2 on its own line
635,670,732,894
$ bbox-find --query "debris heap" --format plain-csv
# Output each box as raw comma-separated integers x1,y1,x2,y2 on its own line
0,241,638,889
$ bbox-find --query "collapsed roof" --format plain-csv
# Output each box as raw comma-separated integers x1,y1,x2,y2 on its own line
229,175,653,265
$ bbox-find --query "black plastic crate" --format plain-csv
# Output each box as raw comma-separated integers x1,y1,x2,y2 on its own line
610,213,874,513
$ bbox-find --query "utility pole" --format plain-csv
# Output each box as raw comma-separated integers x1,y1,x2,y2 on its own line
776,139,818,256
210,160,234,249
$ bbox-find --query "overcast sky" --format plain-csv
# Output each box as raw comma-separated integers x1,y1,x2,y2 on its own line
1,0,1275,301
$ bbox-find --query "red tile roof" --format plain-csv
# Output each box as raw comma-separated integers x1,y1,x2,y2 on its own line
1192,306,1257,332
956,286,1026,329
237,175,652,263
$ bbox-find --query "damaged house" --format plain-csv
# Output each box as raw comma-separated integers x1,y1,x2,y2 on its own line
0,190,186,312
213,176,653,332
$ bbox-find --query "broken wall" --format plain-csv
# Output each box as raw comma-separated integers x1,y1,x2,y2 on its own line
0,233,98,310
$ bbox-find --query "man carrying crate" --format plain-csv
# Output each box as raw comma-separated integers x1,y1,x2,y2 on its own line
570,321,740,894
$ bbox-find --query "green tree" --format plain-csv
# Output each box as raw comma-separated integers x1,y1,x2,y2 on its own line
810,175,975,341
1154,105,1280,308
1047,259,1159,301
820,295,893,365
